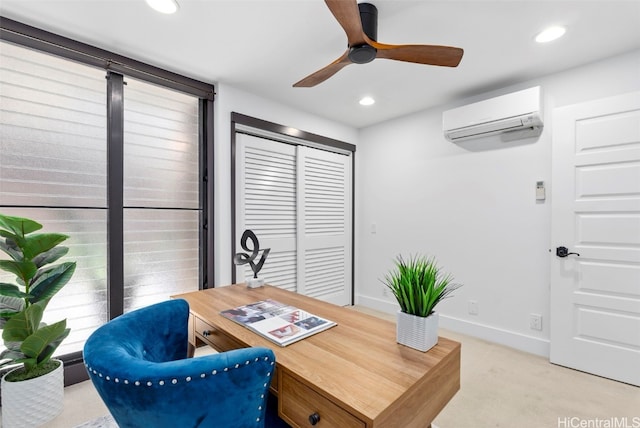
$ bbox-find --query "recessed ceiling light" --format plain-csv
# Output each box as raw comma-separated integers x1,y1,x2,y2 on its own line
535,26,566,43
146,0,179,14
359,96,375,106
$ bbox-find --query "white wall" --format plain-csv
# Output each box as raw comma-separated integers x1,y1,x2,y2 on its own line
355,49,640,357
213,83,358,285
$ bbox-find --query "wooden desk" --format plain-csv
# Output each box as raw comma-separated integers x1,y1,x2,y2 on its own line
173,284,460,428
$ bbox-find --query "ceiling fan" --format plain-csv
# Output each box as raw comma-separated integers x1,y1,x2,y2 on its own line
293,0,464,88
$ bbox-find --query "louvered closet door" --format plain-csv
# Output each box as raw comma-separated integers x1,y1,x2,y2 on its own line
236,134,298,291
235,134,352,304
297,146,351,306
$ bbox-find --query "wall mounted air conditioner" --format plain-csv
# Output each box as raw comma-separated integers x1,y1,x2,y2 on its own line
443,86,543,142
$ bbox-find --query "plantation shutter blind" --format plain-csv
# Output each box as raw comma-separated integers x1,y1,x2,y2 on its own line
0,40,108,356
122,77,201,312
235,134,298,291
0,40,207,358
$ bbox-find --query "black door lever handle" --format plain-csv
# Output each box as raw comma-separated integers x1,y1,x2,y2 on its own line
556,246,580,258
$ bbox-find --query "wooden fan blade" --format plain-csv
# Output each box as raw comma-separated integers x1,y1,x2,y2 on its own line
371,41,464,67
325,0,368,46
293,51,352,87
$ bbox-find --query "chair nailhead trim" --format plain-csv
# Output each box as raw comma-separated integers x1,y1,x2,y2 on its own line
85,355,277,401
88,356,273,428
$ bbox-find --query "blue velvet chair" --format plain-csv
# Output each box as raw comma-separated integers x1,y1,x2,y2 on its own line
83,299,287,428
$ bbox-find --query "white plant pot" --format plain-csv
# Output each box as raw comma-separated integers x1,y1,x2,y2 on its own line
1,359,64,428
396,311,439,352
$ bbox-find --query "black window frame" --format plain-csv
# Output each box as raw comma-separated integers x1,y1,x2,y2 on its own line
0,17,215,385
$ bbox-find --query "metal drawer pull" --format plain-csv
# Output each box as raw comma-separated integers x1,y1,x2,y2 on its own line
202,330,211,337
308,412,320,425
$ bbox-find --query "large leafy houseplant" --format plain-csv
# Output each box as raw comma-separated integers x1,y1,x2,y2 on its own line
0,213,76,381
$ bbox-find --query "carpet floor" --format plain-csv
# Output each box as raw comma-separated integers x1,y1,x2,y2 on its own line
42,306,639,428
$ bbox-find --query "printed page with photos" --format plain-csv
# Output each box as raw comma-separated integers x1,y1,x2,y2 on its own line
220,299,337,346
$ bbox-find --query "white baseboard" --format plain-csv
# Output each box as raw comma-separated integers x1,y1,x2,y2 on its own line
356,294,550,358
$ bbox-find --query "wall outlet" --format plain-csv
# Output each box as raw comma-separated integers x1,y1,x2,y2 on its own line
382,286,389,298
468,300,478,315
530,313,542,331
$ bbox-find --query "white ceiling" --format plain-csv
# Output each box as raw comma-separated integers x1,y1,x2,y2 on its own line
1,0,639,128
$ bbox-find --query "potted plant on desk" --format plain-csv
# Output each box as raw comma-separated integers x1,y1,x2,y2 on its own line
0,213,76,427
383,255,461,352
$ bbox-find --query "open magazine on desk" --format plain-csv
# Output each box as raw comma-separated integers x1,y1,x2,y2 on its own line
220,299,337,346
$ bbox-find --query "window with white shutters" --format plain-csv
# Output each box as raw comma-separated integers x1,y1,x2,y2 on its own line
0,29,214,384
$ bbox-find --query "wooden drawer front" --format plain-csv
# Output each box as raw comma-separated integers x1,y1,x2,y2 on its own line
271,366,279,395
194,317,244,352
187,314,195,346
194,316,279,394
281,372,364,428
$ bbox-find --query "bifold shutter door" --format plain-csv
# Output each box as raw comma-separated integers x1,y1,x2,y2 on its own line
235,133,352,304
297,146,352,305
236,134,298,291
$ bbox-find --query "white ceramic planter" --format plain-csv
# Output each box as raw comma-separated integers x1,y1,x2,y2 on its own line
396,311,439,352
1,359,64,428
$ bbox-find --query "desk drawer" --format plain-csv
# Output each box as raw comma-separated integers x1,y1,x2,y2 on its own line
281,372,364,428
194,317,244,352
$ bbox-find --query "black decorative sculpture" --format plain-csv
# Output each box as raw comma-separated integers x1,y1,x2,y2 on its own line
233,229,271,288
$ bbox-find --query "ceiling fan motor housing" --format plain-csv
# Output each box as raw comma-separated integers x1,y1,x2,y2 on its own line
359,2,378,41
348,2,378,64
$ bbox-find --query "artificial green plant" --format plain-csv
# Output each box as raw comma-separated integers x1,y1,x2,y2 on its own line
383,254,461,317
0,213,76,381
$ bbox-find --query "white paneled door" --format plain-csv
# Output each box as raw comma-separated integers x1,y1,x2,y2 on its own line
550,91,640,386
236,133,352,305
